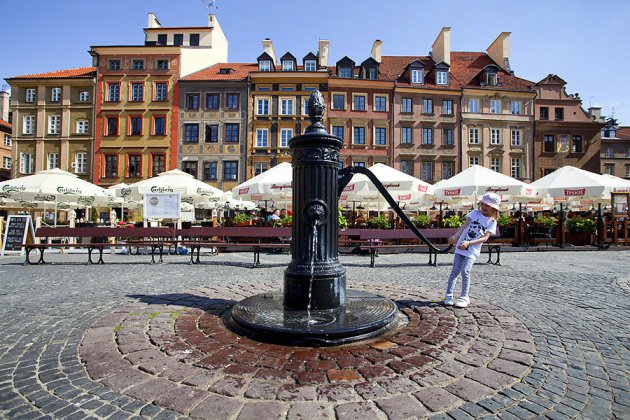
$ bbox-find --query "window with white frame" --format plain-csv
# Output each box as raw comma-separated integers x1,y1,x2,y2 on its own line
469,156,480,166
25,88,36,102
76,120,89,134
154,83,167,101
332,93,345,110
23,115,35,135
51,87,61,102
280,128,293,148
605,147,614,158
469,127,479,144
401,127,413,144
304,60,316,72
282,60,294,71
48,115,60,135
442,161,454,179
256,129,268,148
442,99,453,115
4,135,12,146
604,164,614,175
256,98,269,115
490,128,502,145
75,152,87,174
572,136,583,153
254,162,268,176
20,153,33,174
422,128,433,145
79,91,90,102
511,129,522,146
436,71,448,85
130,83,143,101
353,126,365,144
303,86,317,92
511,158,522,178
107,83,120,102
511,101,521,115
280,98,294,115
2,156,10,170
491,157,501,172
422,98,433,114
375,127,386,145
132,59,144,70
468,98,479,113
332,126,344,140
411,69,423,84
47,153,59,169
401,97,412,113
374,95,387,112
353,95,366,111
422,161,434,181
544,135,555,153
353,161,366,168
302,99,309,115
259,60,271,71
490,99,501,114
443,128,454,145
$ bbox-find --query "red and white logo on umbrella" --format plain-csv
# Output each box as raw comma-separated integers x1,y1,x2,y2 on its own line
564,188,586,196
444,189,461,196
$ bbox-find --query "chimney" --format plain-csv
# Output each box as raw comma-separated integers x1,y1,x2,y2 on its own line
588,106,602,120
431,27,451,65
0,89,9,122
371,40,382,63
147,13,161,29
261,38,277,66
207,14,215,28
318,39,330,67
486,32,511,72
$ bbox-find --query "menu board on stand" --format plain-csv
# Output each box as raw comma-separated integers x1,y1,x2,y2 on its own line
1,215,35,256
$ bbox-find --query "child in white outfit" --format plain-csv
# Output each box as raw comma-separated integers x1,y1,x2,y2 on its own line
445,193,500,308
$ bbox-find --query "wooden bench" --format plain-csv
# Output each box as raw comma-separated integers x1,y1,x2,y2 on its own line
356,228,457,267
177,227,292,267
25,227,177,265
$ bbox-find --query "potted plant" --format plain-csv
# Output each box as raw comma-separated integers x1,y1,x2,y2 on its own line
497,214,515,238
368,215,391,229
442,215,463,228
232,212,252,227
565,216,596,246
411,214,430,228
279,215,292,227
338,208,349,230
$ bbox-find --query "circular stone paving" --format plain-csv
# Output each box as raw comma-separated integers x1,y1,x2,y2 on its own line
80,282,535,419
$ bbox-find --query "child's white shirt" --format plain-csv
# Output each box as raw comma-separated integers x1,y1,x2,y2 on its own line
455,210,497,260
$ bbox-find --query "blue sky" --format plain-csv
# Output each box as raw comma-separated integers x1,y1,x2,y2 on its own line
3,0,629,124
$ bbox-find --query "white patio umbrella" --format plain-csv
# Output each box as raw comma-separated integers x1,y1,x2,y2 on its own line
434,165,536,202
530,166,611,200
343,163,434,204
601,174,630,193
232,162,292,208
0,168,114,224
126,169,223,204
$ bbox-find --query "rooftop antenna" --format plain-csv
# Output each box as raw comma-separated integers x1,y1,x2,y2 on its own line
588,97,594,108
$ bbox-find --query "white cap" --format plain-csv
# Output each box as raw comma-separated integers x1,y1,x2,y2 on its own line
479,193,501,211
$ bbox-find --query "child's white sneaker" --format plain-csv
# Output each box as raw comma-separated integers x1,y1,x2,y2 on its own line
444,294,455,306
455,296,470,308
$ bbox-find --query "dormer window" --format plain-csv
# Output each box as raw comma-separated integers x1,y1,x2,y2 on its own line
304,60,316,72
219,68,232,74
482,65,500,87
487,73,497,86
411,69,423,84
259,60,271,72
360,58,379,80
336,57,356,79
282,60,294,71
436,71,448,85
339,67,352,78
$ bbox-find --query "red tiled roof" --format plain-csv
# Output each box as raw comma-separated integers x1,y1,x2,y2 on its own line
617,127,630,138
380,55,463,90
7,66,96,80
0,119,11,130
182,63,257,81
450,52,534,92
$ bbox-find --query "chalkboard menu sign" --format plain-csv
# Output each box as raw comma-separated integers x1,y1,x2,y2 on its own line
2,215,34,255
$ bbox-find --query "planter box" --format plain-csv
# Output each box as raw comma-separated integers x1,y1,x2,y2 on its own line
566,231,593,246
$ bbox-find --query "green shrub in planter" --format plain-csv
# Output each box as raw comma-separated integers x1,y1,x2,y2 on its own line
411,213,430,228
232,212,251,224
566,217,596,233
368,215,391,229
442,215,463,228
497,214,513,227
535,215,557,227
338,208,349,230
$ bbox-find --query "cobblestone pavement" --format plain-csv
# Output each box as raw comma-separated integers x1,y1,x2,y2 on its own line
0,250,629,419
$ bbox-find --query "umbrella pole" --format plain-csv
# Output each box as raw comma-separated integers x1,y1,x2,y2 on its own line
54,198,58,227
